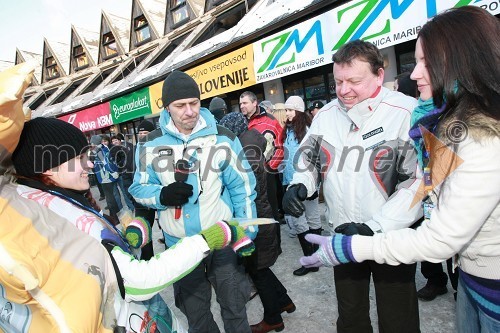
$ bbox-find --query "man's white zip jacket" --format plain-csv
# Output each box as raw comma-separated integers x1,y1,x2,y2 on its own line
291,87,422,232
129,108,257,246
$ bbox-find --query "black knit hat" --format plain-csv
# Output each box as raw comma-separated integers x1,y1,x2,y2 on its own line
137,119,155,132
209,97,228,122
12,118,89,177
312,101,324,109
161,70,200,107
209,97,227,112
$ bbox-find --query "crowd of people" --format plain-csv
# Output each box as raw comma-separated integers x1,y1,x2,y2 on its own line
0,5,498,333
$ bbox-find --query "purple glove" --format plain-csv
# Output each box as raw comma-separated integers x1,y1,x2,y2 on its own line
299,234,355,268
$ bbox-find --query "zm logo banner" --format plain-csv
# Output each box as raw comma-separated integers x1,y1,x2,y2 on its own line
253,0,498,83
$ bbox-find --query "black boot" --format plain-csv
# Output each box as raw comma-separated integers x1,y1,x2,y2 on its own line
293,232,319,276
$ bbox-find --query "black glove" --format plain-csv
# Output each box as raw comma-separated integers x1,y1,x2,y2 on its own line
282,184,308,218
334,222,374,236
160,182,193,206
306,191,319,201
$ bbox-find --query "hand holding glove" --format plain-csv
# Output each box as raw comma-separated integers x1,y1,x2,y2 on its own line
282,183,308,217
160,182,193,206
299,234,355,268
334,222,374,236
200,221,255,257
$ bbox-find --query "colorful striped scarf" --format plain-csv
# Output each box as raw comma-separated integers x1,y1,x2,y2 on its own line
408,98,447,168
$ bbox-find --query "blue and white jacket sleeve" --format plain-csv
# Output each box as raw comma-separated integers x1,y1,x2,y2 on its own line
129,143,168,210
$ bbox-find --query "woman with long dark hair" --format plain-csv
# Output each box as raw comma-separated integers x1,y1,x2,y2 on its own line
301,6,500,332
281,95,322,276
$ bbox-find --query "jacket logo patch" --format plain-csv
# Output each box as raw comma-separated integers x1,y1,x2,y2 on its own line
365,140,386,151
362,127,383,140
158,148,173,156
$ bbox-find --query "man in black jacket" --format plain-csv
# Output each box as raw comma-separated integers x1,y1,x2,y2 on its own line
219,112,294,333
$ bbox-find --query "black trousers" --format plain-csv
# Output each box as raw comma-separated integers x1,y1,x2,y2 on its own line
275,173,285,214
266,173,281,250
173,248,251,333
334,261,420,333
266,173,280,221
421,259,458,290
101,182,120,221
121,173,135,206
249,267,292,325
95,177,105,197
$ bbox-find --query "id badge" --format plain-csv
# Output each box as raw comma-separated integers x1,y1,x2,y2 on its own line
423,197,435,220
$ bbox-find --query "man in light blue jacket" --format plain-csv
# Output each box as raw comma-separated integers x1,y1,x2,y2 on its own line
129,70,257,333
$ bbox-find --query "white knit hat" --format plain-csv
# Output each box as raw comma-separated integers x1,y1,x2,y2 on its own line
259,100,273,111
284,96,305,112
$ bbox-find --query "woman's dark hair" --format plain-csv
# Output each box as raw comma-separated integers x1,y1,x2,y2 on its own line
418,6,500,122
417,6,500,204
282,111,311,144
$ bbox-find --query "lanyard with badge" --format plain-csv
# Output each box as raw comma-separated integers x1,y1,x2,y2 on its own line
422,136,435,222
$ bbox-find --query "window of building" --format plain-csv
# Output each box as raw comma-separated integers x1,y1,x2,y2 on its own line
73,45,89,70
284,75,328,107
52,78,87,105
171,0,186,7
29,94,47,110
29,87,57,110
103,32,118,59
194,0,256,46
134,15,151,45
23,94,34,103
284,81,304,101
211,0,228,6
79,69,113,95
282,65,334,108
304,75,326,102
398,51,415,74
45,56,60,80
205,0,228,12
395,40,416,74
170,0,189,27
328,72,336,100
148,33,187,67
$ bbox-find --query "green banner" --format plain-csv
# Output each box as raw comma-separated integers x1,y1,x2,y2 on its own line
110,87,152,124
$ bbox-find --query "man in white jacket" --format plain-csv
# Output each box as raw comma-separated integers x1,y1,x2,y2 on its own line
282,40,422,333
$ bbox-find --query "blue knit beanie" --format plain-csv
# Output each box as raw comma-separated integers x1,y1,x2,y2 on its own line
219,112,248,136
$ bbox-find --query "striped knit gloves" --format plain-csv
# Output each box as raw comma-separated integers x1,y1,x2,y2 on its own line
200,221,255,257
125,217,152,249
299,234,355,268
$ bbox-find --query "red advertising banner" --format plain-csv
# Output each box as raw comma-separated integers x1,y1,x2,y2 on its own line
58,102,112,132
